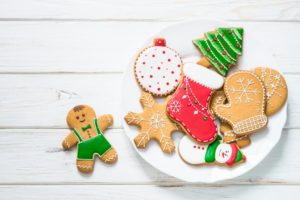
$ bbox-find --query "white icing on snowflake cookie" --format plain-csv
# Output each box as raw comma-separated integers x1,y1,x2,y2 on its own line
134,38,183,96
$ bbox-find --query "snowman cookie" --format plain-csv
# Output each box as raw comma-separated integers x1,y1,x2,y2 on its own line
179,135,246,166
134,38,183,96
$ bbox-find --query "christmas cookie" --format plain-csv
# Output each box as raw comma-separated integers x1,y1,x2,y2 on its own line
167,63,224,144
124,91,178,154
209,90,227,118
134,38,183,96
220,122,251,148
253,67,288,116
179,135,246,166
193,27,243,76
214,71,268,135
62,105,117,173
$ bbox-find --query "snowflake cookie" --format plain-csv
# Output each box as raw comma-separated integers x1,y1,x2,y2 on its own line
214,71,268,135
124,91,178,154
134,38,183,96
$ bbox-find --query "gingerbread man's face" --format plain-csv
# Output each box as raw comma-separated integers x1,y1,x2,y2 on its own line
67,105,96,129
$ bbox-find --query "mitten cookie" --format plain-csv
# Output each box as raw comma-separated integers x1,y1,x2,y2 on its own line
220,122,251,148
179,135,246,166
253,67,288,116
193,27,243,76
134,38,183,96
209,90,227,118
62,105,117,173
124,91,178,154
167,63,224,143
215,71,268,135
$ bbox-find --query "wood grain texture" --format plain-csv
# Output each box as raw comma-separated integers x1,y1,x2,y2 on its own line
0,74,297,129
0,185,299,200
0,21,299,73
0,0,299,21
0,128,298,185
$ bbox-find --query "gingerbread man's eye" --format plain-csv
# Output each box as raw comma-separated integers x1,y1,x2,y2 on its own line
76,116,79,120
82,114,85,117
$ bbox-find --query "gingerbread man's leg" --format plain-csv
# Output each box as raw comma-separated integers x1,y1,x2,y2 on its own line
97,114,118,164
99,148,118,164
76,160,94,173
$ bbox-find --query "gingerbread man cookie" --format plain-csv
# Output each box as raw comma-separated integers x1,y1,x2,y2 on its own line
62,105,117,173
179,135,246,166
214,71,268,135
124,91,178,154
134,38,183,96
253,67,288,116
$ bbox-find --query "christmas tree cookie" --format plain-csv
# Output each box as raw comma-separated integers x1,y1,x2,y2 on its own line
193,27,243,76
179,135,246,166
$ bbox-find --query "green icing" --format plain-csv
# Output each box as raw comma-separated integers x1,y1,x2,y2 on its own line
73,118,112,160
235,149,243,162
193,27,243,76
205,138,220,163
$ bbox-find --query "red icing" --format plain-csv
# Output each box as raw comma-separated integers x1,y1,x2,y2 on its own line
166,76,217,143
157,66,161,70
142,62,146,65
226,144,238,166
150,75,153,78
152,54,155,57
168,58,171,62
162,51,166,54
157,88,161,91
153,38,166,47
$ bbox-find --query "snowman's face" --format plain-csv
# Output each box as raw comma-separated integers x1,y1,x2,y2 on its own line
215,144,232,164
179,136,208,165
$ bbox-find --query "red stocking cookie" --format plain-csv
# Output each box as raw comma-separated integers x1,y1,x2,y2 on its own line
167,63,224,143
134,38,183,96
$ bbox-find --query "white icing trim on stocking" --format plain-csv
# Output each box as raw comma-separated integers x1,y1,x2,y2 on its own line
183,63,224,90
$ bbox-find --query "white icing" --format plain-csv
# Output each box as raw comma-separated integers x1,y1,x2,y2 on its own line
183,63,224,89
178,136,207,165
135,46,182,95
215,143,232,164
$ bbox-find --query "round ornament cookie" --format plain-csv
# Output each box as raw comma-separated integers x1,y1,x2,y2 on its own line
253,67,288,116
134,38,183,96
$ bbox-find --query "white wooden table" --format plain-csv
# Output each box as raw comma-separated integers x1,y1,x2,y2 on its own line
0,0,299,199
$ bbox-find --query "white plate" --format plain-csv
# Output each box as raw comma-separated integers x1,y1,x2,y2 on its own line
121,20,287,183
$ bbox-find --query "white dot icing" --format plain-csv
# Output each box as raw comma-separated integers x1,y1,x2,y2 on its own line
134,46,182,96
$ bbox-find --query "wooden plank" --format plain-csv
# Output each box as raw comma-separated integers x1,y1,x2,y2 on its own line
0,21,299,73
0,128,299,185
0,0,299,21
0,185,299,200
0,74,297,129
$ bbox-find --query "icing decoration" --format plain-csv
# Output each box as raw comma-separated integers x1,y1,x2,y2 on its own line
167,63,224,143
73,118,112,160
178,135,246,166
193,27,243,76
253,67,288,116
215,71,267,135
124,92,178,154
134,38,183,96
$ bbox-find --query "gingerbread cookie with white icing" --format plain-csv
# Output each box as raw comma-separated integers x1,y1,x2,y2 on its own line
253,67,288,116
62,105,117,173
124,91,178,154
134,38,183,96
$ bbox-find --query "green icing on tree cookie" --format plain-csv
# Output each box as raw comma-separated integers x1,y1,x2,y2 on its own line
193,27,243,76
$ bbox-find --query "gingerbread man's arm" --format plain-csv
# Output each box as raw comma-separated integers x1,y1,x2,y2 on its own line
97,114,114,133
62,132,78,150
